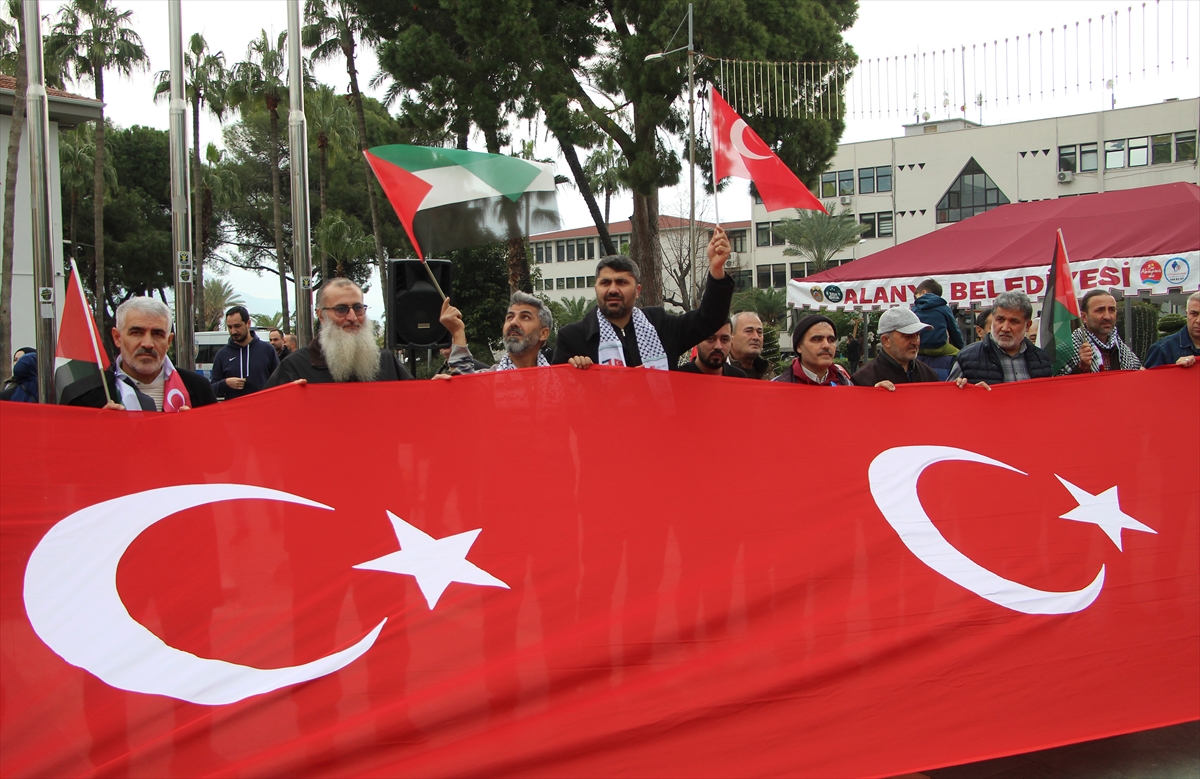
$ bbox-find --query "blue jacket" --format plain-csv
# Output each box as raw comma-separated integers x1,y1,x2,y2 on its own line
1143,327,1200,368
1,353,38,402
912,293,964,350
210,332,279,399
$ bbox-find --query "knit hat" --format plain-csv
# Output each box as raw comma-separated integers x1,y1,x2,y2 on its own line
791,314,836,351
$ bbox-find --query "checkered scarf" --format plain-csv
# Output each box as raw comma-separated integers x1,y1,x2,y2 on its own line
1064,325,1141,372
596,307,669,370
495,352,550,371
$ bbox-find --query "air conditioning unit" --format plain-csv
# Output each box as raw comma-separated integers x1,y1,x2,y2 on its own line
840,195,852,205
1057,170,1074,184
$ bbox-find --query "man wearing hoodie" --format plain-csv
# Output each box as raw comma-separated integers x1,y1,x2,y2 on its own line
911,279,964,379
210,306,279,400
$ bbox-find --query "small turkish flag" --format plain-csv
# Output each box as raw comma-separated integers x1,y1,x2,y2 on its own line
711,88,826,214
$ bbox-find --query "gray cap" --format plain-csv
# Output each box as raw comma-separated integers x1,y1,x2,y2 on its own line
878,307,934,335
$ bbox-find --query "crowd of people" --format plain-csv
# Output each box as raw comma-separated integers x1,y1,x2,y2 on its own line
4,228,1197,412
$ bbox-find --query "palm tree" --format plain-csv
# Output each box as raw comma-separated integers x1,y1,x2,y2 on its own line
0,0,26,382
201,277,244,332
772,203,868,274
548,296,591,327
251,311,291,330
306,85,355,281
227,30,291,332
583,138,628,226
50,0,149,327
59,124,115,267
153,33,227,330
199,143,241,259
314,211,375,278
302,0,385,287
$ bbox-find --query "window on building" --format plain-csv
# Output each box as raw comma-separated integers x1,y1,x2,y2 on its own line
876,166,892,192
860,212,877,239
756,222,771,247
576,276,585,287
1105,140,1125,169
1079,143,1098,172
772,264,786,288
534,278,542,290
586,276,595,287
752,191,763,205
771,222,786,246
728,229,747,253
936,158,1010,224
1178,131,1198,162
1058,145,1077,172
878,212,894,238
1128,137,1148,167
756,265,772,289
1151,134,1173,164
838,169,854,196
556,241,565,261
535,245,544,263
556,278,565,289
587,239,595,259
733,269,753,291
859,167,875,194
576,239,586,259
618,235,630,250
821,172,837,198
565,277,576,289
790,262,808,279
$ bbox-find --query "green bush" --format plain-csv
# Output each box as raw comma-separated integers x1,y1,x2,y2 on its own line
1158,313,1186,334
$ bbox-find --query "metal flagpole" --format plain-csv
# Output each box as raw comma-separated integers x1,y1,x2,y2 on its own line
287,0,315,347
167,0,194,369
686,3,697,307
23,0,57,403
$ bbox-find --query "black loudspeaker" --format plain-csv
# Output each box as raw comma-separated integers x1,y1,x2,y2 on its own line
387,258,452,349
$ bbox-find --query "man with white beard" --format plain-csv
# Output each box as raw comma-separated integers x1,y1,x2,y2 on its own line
265,279,412,386
435,292,554,373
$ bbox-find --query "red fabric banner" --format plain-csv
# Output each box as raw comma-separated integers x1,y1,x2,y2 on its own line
2,367,1197,777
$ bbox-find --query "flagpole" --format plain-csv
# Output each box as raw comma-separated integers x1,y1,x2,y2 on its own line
70,258,112,406
711,89,721,228
421,260,447,301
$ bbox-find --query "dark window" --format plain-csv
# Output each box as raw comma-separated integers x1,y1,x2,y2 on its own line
936,158,1010,224
1178,131,1197,162
859,167,875,194
878,212,894,238
576,276,585,287
771,221,785,246
728,229,747,253
576,239,587,259
556,277,565,289
536,245,544,263
790,262,808,279
821,172,837,198
587,239,595,259
1128,137,1148,167
756,265,772,289
733,269,753,291
618,235,630,250
1105,140,1125,169
1058,145,1077,172
860,213,877,239
772,264,786,288
556,241,565,261
1079,143,1098,172
876,166,892,192
752,191,763,204
1151,134,1173,164
756,223,771,247
566,241,576,261
838,169,854,196
565,277,576,289
586,276,595,287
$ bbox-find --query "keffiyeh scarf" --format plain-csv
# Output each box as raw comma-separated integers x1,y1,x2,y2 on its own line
495,352,550,371
596,307,669,370
1065,325,1141,372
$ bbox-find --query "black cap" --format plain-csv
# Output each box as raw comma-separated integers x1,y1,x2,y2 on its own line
791,315,836,351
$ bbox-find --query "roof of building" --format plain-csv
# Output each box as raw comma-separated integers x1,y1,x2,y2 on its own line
0,74,104,126
533,215,751,241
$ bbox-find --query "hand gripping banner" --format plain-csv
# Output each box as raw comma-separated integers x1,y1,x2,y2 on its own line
1,367,1196,777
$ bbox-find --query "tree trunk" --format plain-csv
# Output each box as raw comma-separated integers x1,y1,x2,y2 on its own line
629,188,662,306
0,20,27,383
318,141,329,281
93,69,106,332
507,238,530,294
554,132,616,256
604,188,611,226
191,91,204,331
344,41,386,298
267,104,290,332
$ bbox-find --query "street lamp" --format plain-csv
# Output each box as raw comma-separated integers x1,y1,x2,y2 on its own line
644,3,697,306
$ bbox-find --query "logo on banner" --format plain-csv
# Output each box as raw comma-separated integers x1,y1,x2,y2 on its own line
1163,257,1190,285
1139,260,1163,284
823,285,844,303
23,485,509,705
868,446,1156,615
810,286,824,303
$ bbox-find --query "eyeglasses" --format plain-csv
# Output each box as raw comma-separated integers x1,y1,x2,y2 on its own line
320,304,368,317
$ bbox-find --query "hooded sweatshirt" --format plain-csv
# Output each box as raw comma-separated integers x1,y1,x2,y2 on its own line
210,331,280,399
912,293,964,351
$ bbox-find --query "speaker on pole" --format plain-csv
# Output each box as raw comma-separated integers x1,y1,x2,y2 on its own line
387,258,452,349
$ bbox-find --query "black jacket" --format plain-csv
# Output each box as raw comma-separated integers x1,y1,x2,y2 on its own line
677,360,749,378
852,350,940,386
264,334,413,387
951,336,1052,384
552,274,734,368
60,366,217,410
210,332,280,399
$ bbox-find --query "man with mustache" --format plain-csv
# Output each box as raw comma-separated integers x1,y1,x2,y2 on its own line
264,279,413,386
552,228,733,370
677,322,747,377
436,292,554,373
948,291,1051,387
1058,289,1142,374
727,311,773,379
1144,290,1200,368
60,297,216,411
773,314,853,386
852,307,940,390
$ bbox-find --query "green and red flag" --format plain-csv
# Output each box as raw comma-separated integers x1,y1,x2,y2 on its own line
364,145,561,260
54,258,110,404
1038,228,1082,373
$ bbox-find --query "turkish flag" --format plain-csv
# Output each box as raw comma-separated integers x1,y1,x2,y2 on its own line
711,88,826,214
1,367,1197,777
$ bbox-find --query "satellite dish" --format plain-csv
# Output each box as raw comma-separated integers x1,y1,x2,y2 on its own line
922,111,931,121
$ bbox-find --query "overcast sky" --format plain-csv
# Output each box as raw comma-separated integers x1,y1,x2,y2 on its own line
34,0,1200,318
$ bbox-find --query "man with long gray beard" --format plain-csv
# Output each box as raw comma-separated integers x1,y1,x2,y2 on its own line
435,292,554,373
264,279,412,386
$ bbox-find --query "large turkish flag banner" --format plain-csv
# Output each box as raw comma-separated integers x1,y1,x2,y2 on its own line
2,367,1197,777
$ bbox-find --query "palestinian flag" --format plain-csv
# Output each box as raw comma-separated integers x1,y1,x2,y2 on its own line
1037,229,1082,374
364,145,561,260
54,259,110,403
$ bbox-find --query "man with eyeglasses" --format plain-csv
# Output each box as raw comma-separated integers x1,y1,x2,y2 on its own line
265,279,412,386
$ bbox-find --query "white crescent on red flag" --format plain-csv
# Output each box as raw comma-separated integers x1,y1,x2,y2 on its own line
711,88,826,214
1,368,1196,777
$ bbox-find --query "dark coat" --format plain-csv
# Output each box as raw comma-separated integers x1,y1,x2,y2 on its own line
0,353,39,402
264,334,413,387
729,354,774,380
951,336,1052,384
1144,328,1200,368
913,293,964,349
210,332,280,399
552,274,734,368
60,366,217,410
677,360,749,378
853,350,940,386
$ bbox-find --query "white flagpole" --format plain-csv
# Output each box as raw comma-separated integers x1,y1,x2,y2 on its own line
70,257,112,405
711,87,721,228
